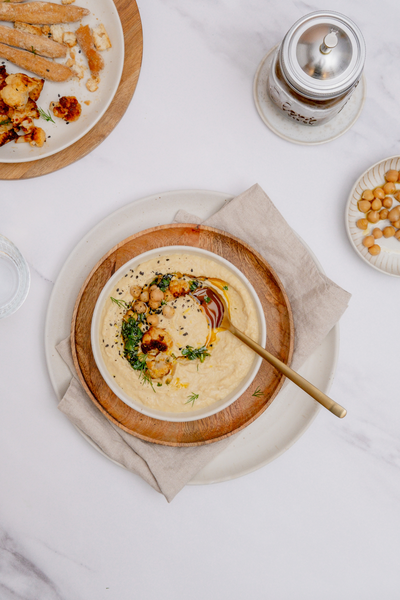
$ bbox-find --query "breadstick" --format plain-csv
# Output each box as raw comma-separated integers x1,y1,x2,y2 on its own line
0,24,67,58
0,1,25,3
75,24,103,76
0,2,90,24
0,43,73,81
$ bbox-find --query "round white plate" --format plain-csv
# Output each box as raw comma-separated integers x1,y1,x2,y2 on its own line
0,0,124,163
345,155,400,277
253,45,366,146
45,190,339,485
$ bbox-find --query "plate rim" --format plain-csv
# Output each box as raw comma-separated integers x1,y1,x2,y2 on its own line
344,154,400,277
44,189,339,484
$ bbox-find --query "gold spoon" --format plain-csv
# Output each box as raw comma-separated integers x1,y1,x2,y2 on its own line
192,286,347,419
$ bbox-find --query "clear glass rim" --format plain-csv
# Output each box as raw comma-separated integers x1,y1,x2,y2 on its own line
0,234,30,319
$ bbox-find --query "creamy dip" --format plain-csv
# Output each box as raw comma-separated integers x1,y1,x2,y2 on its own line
100,253,260,413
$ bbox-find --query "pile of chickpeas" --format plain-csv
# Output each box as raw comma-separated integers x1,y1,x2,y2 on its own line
356,169,400,255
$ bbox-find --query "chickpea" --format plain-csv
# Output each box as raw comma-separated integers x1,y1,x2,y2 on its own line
368,245,381,256
383,196,393,209
149,285,159,292
362,235,375,248
358,200,371,213
394,191,400,202
373,187,385,199
395,230,400,241
367,211,380,224
383,182,396,195
379,209,389,220
150,287,164,302
164,290,174,302
383,226,395,238
372,228,383,239
146,314,159,326
162,305,175,318
392,220,400,228
133,301,147,313
371,198,382,211
148,300,161,310
385,169,399,183
362,189,374,200
130,285,142,299
389,207,400,222
357,218,368,230
140,290,149,302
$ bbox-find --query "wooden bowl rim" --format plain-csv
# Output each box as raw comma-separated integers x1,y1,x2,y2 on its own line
70,223,294,446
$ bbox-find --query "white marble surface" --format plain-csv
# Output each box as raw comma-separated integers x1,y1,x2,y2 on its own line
1,0,400,597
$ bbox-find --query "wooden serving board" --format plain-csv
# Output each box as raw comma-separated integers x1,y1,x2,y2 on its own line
0,0,142,180
71,224,294,447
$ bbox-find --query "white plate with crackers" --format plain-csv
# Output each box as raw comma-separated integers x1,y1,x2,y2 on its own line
0,0,124,163
345,155,400,277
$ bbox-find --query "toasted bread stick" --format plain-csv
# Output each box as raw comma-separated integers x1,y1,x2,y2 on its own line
0,1,25,3
0,24,67,58
75,24,103,76
0,43,73,81
0,2,90,24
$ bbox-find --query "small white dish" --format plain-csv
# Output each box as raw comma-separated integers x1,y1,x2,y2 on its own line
0,234,30,318
91,245,267,423
0,0,124,163
253,45,366,146
345,155,400,277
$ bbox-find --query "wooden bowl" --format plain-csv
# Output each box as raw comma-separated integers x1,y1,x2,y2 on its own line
71,224,294,446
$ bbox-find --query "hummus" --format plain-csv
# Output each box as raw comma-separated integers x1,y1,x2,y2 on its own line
100,253,260,413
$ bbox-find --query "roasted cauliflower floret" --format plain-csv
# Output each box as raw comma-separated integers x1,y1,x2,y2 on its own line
50,96,82,122
141,327,173,355
0,74,44,109
16,126,46,147
169,278,190,298
146,357,172,380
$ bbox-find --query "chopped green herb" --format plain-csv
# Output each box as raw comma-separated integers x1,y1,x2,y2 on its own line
204,296,211,304
0,118,11,127
31,46,37,55
38,107,55,123
252,387,264,398
185,392,199,407
189,279,200,291
223,285,228,290
181,345,210,363
157,382,162,387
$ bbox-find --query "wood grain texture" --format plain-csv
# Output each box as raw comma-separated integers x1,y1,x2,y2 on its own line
71,224,295,447
0,0,142,180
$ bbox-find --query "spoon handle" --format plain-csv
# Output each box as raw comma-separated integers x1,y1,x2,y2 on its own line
229,324,347,419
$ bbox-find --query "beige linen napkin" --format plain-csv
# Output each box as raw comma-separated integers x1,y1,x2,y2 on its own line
57,184,351,502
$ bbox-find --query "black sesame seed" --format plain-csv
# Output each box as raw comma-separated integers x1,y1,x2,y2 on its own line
183,333,188,336
46,69,50,72
105,344,109,347
139,271,144,275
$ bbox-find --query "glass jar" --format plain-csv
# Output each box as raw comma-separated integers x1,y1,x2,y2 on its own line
267,11,365,126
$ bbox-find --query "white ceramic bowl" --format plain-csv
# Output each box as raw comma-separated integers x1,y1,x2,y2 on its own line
91,245,267,422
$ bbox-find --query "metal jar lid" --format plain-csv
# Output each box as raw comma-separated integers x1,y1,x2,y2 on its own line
279,11,366,100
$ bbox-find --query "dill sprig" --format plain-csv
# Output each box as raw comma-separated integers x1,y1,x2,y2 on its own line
110,296,131,310
252,387,264,398
185,392,199,407
38,107,55,124
139,369,155,393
